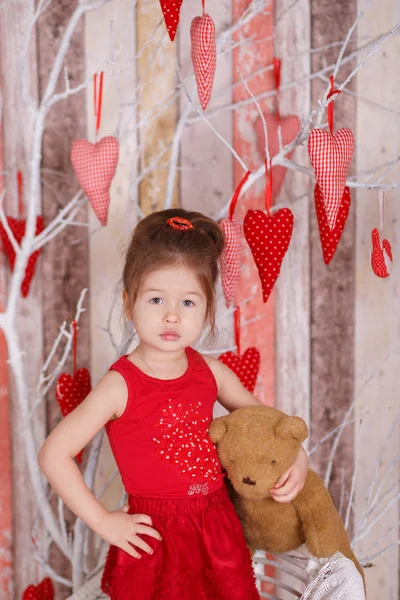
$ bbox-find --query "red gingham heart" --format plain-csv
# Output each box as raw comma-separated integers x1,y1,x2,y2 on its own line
0,216,44,298
315,183,351,265
56,368,92,463
371,228,392,278
71,136,119,227
219,348,260,393
22,577,54,600
308,128,354,230
244,208,294,303
159,0,183,41
254,113,300,198
220,216,241,308
190,13,216,110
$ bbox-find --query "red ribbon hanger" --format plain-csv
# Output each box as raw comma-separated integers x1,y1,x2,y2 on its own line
264,158,273,217
273,57,281,120
229,170,252,221
234,305,241,356
94,71,104,137
326,75,341,134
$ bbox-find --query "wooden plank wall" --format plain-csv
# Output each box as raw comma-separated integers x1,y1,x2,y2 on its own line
355,0,400,595
0,2,46,596
36,4,88,596
309,0,356,509
0,136,12,600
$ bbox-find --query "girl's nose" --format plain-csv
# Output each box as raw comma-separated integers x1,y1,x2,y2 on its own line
164,309,179,324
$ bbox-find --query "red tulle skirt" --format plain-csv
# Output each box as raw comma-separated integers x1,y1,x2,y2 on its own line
101,484,259,599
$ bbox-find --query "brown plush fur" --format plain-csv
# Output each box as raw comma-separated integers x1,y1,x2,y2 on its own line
209,406,364,584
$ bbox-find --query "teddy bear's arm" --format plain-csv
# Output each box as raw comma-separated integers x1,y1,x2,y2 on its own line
292,470,343,557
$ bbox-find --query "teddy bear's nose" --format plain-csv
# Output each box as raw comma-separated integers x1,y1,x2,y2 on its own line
242,476,256,486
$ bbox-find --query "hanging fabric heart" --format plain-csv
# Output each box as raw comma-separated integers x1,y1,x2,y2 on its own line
159,0,183,41
220,170,251,308
55,322,91,463
308,127,354,231
308,76,354,230
22,577,54,600
219,348,260,393
71,136,119,227
254,113,300,198
190,1,216,110
0,217,44,298
315,183,351,265
254,59,300,199
370,191,392,278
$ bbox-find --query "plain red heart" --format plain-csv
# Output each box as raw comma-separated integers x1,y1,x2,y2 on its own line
22,577,54,600
191,13,216,110
371,228,392,278
219,348,260,393
71,136,119,227
315,183,351,265
255,113,300,198
0,216,44,297
56,368,92,463
244,208,294,303
159,0,183,41
308,127,354,230
220,216,241,308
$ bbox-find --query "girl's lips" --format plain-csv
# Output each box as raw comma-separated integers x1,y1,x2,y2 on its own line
160,332,180,341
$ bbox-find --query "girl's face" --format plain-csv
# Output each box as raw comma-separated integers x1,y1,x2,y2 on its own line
129,266,208,352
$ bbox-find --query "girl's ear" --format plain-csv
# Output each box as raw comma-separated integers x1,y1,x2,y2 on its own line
122,289,132,321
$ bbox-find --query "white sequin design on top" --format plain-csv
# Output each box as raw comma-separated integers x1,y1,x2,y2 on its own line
153,398,221,483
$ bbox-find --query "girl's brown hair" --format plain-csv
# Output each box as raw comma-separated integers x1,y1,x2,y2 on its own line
122,208,225,336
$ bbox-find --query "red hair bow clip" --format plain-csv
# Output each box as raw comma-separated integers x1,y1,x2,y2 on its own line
166,217,195,231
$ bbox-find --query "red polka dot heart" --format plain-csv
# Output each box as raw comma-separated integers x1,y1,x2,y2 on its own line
244,208,294,303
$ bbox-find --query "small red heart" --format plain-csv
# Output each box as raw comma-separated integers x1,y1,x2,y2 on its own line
254,113,300,198
0,216,44,297
308,128,354,230
315,184,351,265
220,216,241,308
191,13,217,110
371,229,392,278
159,0,183,41
71,136,119,227
219,348,260,393
244,208,294,303
22,577,54,600
56,368,92,462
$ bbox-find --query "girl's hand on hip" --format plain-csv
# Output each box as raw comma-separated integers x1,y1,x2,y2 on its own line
97,504,163,559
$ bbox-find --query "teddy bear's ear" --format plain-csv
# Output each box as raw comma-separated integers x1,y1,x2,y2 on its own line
275,416,308,443
208,417,228,444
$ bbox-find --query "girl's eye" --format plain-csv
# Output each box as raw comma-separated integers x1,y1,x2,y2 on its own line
150,298,163,304
182,299,194,307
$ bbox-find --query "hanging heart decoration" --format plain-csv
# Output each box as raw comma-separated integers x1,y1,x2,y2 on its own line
308,77,354,230
55,322,91,463
22,577,54,600
370,191,392,278
159,0,183,41
71,136,119,227
254,59,300,198
0,216,44,298
219,348,260,393
190,3,216,110
220,170,251,308
315,183,351,265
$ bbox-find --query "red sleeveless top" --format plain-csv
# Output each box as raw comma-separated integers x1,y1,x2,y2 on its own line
105,347,224,498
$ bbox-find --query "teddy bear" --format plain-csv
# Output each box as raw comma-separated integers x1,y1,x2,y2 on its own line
208,405,365,586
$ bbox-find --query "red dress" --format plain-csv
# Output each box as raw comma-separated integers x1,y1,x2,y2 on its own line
101,347,259,599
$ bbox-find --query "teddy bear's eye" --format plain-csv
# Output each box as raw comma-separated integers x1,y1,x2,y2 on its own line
271,459,277,465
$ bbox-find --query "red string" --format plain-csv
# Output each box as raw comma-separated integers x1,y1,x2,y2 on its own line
234,306,241,356
264,159,273,216
229,170,251,220
95,72,104,135
72,320,77,376
94,73,97,118
326,75,341,135
273,57,281,120
202,0,205,13
17,171,23,218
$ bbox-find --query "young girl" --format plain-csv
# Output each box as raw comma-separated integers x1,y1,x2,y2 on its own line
38,208,309,600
